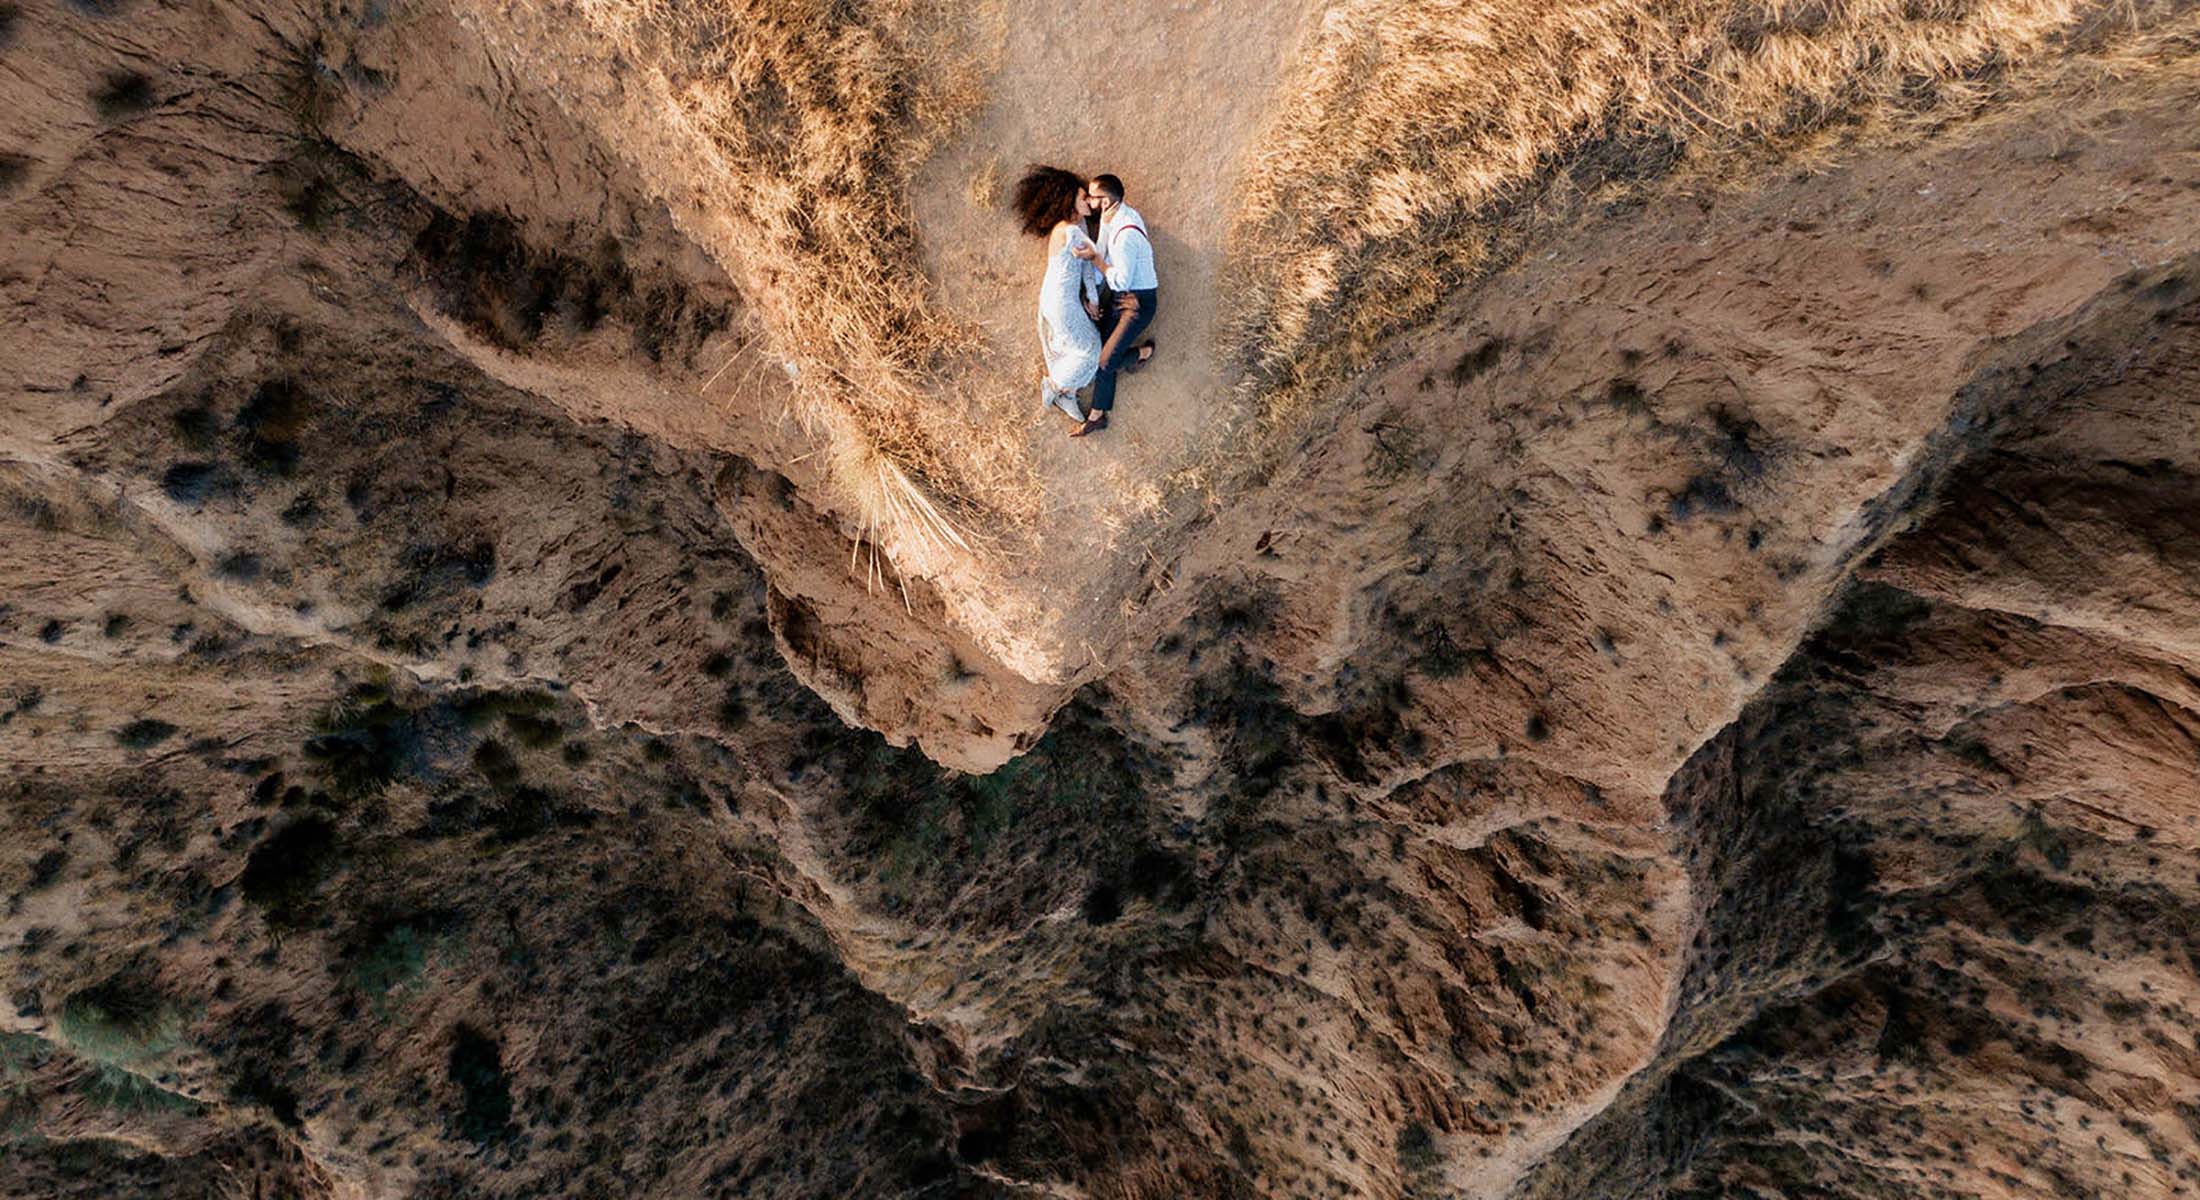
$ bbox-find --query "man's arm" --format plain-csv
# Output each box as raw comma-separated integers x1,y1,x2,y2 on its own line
1108,228,1153,291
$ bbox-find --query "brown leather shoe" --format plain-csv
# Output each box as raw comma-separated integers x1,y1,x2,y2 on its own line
1069,413,1109,438
1122,341,1157,374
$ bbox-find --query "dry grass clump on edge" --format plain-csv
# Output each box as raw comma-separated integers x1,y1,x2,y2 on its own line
1221,0,2200,449
534,0,1016,565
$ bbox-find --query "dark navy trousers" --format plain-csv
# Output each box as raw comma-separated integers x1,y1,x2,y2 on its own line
1089,287,1157,413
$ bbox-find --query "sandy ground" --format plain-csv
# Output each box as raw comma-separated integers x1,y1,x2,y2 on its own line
909,0,1329,651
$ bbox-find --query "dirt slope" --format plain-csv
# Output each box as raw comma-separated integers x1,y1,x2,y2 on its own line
5,1,2200,1198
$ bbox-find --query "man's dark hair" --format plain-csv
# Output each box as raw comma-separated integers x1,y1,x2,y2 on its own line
1089,173,1125,203
1010,165,1086,237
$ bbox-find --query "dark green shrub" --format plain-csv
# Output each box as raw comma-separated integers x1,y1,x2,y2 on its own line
304,683,421,797
447,1025,518,1150
240,815,338,929
83,1065,203,1116
503,713,562,749
1397,1121,1440,1172
472,740,521,789
351,923,435,1014
113,718,178,750
236,379,311,475
91,71,155,121
57,974,185,1065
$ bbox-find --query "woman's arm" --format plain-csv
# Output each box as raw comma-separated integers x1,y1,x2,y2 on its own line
1066,229,1102,315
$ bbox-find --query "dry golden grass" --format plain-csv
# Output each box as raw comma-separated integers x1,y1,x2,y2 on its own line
966,155,1003,210
1222,0,2200,444
555,0,1024,562
501,0,2195,576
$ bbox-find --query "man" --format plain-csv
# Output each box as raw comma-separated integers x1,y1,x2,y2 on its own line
1069,173,1157,438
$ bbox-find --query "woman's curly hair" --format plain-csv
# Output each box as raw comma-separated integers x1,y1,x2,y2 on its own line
1010,164,1086,237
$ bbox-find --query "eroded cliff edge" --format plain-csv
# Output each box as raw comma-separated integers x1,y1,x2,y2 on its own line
5,1,2200,1198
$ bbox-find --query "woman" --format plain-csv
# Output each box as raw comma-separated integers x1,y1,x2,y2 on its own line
1011,165,1102,424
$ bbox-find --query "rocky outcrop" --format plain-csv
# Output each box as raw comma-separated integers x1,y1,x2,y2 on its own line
1520,257,2200,1200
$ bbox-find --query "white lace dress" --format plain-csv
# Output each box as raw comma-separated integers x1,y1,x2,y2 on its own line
1037,222,1102,410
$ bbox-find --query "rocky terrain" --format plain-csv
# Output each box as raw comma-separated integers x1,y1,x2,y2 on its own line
5,0,2200,1197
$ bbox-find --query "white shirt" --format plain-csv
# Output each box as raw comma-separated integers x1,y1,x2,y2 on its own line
1098,203,1159,292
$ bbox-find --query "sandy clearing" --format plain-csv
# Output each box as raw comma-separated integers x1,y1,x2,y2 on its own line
909,0,1330,659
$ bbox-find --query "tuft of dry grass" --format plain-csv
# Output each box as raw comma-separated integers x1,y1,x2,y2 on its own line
966,155,1003,210
1221,0,2200,448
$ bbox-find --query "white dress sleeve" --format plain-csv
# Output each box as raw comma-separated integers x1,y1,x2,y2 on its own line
1068,227,1100,307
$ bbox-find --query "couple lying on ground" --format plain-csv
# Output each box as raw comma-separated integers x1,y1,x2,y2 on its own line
1015,167,1159,439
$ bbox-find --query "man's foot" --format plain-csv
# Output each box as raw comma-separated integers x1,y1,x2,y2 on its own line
1069,412,1109,438
1122,341,1157,374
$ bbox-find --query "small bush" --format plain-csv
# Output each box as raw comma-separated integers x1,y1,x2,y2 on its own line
473,739,521,789
503,713,562,749
280,166,343,231
82,1065,204,1116
26,848,67,891
453,689,551,732
304,683,422,797
352,924,435,1015
1605,379,1655,418
239,815,339,929
229,1067,302,1128
1665,473,1738,523
447,1025,518,1150
715,687,748,730
160,461,227,505
170,403,220,447
278,492,320,526
1396,1121,1439,1172
1081,883,1123,926
91,71,155,121
236,379,311,474
0,1031,53,1081
114,718,179,749
57,974,185,1066
215,550,263,581
1448,337,1507,386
